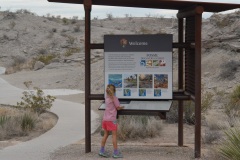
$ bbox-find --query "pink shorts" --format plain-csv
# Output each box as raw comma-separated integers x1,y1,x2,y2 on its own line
102,121,117,131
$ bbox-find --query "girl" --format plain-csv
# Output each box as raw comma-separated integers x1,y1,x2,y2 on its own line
99,84,124,158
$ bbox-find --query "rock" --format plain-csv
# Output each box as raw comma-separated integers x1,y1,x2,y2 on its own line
34,61,45,70
204,72,210,76
208,30,222,38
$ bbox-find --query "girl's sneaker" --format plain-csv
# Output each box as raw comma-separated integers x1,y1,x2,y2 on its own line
112,152,123,158
99,151,110,158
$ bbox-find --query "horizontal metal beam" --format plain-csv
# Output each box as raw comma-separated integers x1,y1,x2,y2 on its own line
89,43,194,50
117,110,166,119
89,91,191,100
48,0,240,13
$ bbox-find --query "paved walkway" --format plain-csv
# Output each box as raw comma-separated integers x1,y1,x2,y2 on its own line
0,78,98,160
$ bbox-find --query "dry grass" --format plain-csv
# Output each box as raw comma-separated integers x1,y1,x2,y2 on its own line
118,115,163,141
36,112,57,131
0,105,57,141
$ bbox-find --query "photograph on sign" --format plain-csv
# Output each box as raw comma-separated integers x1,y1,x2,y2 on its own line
104,34,173,99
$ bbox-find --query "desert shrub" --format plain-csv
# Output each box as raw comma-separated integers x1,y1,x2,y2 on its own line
139,26,152,34
118,115,162,141
6,56,27,73
202,91,214,113
184,101,195,125
218,128,240,160
73,24,81,32
203,129,222,144
52,28,57,32
184,90,213,125
66,35,75,45
62,17,69,25
3,11,17,19
17,81,56,115
13,55,27,65
184,85,213,125
224,85,240,127
215,17,229,28
64,48,80,57
47,30,54,39
166,101,196,125
71,16,78,24
16,9,33,15
37,48,48,55
36,54,56,65
106,13,113,20
9,21,16,29
93,16,98,20
203,117,223,144
219,60,240,80
166,90,213,125
213,87,226,104
166,101,178,123
21,113,37,131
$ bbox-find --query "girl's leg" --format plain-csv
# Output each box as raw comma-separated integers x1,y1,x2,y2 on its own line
112,130,123,158
101,130,109,148
99,130,110,157
112,130,117,150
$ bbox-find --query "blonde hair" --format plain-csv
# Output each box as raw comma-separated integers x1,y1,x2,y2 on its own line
106,84,116,98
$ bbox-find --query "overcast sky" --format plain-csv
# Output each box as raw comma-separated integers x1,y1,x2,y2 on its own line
1,0,240,19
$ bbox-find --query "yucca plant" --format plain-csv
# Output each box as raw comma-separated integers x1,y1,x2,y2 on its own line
224,85,240,127
218,128,240,160
0,115,11,127
21,113,37,131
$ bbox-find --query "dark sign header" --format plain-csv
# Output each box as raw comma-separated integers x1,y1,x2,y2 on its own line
104,34,172,52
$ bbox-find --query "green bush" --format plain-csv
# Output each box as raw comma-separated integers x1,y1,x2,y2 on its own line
36,54,56,65
17,81,56,114
62,17,69,25
64,48,80,57
219,128,240,160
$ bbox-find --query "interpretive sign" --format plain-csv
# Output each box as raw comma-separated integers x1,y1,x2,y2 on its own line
104,35,173,99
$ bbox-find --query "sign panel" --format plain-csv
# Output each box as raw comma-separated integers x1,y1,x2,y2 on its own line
104,34,173,99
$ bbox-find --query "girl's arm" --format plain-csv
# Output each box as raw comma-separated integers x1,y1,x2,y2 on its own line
116,106,124,110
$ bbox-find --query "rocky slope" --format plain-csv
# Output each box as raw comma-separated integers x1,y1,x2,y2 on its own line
0,10,240,96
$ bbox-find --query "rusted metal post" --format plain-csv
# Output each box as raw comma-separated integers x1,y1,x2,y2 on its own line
178,17,184,147
84,0,92,153
194,10,203,158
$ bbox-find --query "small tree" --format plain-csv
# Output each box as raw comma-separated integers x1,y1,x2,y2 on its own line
17,81,56,114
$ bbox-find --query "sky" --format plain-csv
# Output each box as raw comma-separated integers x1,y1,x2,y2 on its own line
1,0,240,19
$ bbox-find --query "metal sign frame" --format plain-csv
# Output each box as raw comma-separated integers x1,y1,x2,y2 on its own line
47,0,240,158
